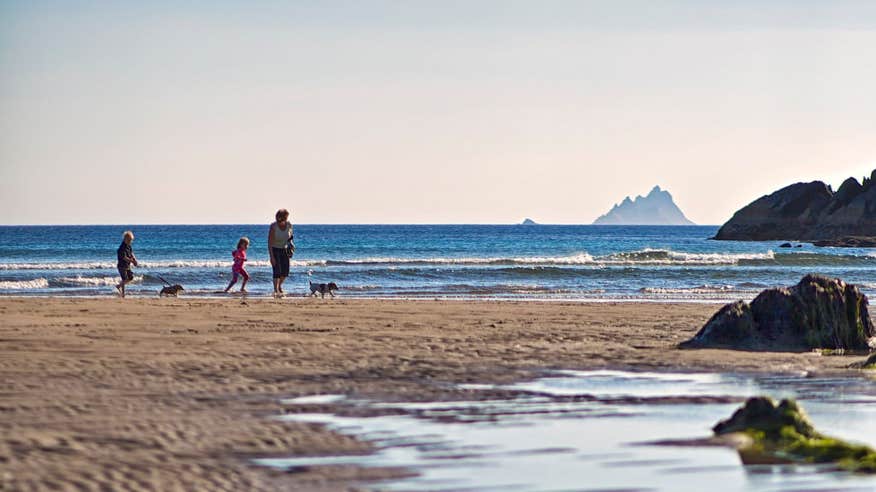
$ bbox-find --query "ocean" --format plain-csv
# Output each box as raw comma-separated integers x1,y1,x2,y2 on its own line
1,224,875,301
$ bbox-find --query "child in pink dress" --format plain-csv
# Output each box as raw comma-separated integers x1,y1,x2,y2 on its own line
224,237,250,293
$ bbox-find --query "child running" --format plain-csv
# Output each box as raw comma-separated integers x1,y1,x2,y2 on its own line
115,230,138,298
224,237,250,293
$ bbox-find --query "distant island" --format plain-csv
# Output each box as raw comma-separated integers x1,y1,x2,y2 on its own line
521,218,538,225
593,186,695,225
714,169,876,244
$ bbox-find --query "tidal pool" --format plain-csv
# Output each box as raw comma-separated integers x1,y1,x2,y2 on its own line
259,371,876,491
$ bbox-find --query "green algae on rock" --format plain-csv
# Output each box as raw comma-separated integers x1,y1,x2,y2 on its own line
680,274,875,351
714,397,876,472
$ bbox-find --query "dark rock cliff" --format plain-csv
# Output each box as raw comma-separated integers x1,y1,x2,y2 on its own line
714,170,876,241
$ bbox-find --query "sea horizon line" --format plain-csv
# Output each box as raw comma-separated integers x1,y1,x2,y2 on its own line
0,223,719,227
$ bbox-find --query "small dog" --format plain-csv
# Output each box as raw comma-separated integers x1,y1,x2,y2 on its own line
308,281,338,298
159,284,185,297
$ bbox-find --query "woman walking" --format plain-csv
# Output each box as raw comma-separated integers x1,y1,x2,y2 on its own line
268,209,294,297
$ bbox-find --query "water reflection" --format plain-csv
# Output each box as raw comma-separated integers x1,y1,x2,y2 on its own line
259,371,876,491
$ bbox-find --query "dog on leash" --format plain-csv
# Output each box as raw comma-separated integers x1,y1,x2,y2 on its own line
308,281,338,298
159,284,185,297
156,274,184,297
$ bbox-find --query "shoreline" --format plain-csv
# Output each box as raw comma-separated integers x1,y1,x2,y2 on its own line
1,298,871,491
0,293,738,304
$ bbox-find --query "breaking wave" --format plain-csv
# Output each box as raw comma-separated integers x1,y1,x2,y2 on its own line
1,250,875,271
0,276,146,290
323,253,598,266
639,284,759,295
322,250,774,267
55,275,143,287
0,278,50,290
0,260,323,270
602,249,774,265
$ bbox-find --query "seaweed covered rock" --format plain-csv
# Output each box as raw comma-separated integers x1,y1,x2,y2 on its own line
680,274,875,351
714,397,876,472
714,397,816,439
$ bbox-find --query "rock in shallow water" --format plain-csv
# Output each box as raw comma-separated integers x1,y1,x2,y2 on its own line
714,397,876,472
714,397,816,438
680,274,875,351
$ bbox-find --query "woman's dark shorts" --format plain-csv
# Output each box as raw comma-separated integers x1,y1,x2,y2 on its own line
271,247,290,278
118,266,134,282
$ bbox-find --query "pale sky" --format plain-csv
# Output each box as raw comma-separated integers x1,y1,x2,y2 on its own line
1,1,875,225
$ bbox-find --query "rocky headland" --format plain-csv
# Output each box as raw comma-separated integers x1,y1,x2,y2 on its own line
714,170,876,242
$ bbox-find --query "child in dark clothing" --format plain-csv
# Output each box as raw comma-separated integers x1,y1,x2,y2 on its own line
115,230,138,298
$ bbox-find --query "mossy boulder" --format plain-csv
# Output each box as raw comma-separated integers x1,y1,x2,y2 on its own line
713,397,816,439
714,397,876,472
680,274,875,351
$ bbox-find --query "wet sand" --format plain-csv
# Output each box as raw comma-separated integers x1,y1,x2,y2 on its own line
0,297,869,491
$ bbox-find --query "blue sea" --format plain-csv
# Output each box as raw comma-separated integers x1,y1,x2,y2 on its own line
1,224,875,301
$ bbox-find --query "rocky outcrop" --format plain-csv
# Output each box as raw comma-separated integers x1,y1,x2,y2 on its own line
593,186,695,225
521,218,538,225
713,397,876,471
679,274,875,351
714,170,876,241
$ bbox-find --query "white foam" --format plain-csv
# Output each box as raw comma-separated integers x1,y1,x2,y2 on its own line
330,250,776,267
603,249,775,266
0,249,779,272
639,285,742,294
57,275,143,286
0,261,117,270
0,259,327,270
0,278,50,290
141,259,326,268
331,253,597,266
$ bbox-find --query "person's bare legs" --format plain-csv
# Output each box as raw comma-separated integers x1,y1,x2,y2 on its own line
115,279,127,298
224,276,237,293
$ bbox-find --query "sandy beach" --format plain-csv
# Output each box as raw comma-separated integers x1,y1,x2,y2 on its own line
0,297,870,491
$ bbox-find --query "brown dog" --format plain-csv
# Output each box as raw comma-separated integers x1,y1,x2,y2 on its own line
159,284,184,297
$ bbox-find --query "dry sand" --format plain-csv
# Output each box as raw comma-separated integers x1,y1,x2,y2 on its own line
0,297,869,491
